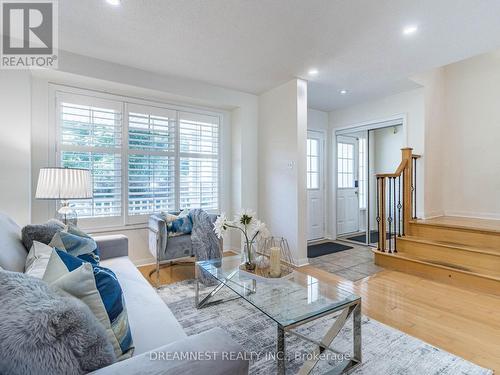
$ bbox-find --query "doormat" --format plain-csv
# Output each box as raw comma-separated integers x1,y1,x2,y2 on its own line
307,242,353,258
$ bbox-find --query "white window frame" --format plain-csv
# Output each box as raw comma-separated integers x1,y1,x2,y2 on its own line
52,85,224,230
306,137,321,190
358,137,367,209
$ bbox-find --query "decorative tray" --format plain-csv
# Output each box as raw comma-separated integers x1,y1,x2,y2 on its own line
239,264,294,283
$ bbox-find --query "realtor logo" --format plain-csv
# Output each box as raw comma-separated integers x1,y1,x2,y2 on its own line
1,0,58,69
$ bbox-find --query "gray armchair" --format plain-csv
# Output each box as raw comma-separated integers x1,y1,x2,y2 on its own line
148,212,220,286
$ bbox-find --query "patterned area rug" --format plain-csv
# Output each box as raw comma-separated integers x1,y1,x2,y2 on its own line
158,280,492,375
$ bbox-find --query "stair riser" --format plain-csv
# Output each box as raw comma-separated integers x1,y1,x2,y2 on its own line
408,224,500,250
375,252,500,297
398,239,500,274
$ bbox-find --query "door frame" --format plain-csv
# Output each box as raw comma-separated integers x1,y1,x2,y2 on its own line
336,135,360,236
333,115,407,245
307,129,327,242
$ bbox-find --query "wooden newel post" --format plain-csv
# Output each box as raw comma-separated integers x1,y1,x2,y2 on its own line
378,177,387,251
401,147,413,234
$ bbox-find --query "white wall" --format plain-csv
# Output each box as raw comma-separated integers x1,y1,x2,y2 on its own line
441,51,500,219
259,79,308,265
412,68,446,218
369,125,405,228
28,52,259,265
0,71,32,226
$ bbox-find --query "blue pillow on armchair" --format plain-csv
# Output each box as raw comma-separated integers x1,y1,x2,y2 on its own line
167,215,193,235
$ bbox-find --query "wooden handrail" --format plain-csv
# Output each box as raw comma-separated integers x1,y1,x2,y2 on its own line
376,147,419,252
376,159,408,178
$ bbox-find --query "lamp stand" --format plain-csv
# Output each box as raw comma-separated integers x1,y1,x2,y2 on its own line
57,200,78,226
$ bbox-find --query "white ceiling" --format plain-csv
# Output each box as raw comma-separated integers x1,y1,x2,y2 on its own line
59,0,500,111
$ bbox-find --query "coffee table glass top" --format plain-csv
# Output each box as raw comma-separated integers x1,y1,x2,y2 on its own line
196,255,360,327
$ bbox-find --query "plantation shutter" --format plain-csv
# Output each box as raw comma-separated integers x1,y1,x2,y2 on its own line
179,111,219,211
127,104,177,217
57,94,123,221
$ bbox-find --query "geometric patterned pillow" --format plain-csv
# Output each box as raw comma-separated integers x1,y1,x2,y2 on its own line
43,249,134,360
49,226,100,265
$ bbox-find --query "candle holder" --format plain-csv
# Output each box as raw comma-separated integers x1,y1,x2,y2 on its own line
257,237,295,275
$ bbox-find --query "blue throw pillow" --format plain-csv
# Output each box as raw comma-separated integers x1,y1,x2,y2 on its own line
167,215,193,235
49,226,100,265
43,249,134,360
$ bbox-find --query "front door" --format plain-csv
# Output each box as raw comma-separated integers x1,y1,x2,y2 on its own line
307,131,325,240
337,136,359,235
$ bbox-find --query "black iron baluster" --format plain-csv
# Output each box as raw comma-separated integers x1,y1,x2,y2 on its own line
376,177,381,251
393,176,397,252
387,177,392,253
397,175,402,237
402,172,405,235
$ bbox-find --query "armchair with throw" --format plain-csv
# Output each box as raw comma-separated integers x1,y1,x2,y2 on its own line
148,210,222,286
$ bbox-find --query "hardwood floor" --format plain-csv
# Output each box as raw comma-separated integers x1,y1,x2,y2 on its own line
138,253,500,373
301,265,500,373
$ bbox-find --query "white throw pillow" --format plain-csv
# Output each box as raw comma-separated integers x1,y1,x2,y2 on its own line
24,241,54,278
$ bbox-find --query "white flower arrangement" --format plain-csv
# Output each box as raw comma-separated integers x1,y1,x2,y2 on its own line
214,209,270,268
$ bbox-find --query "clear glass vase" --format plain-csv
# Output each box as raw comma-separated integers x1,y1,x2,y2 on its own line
242,242,256,270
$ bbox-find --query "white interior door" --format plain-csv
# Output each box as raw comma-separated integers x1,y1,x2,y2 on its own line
307,132,325,240
337,136,359,235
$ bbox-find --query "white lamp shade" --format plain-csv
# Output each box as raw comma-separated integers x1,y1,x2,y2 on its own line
36,168,93,200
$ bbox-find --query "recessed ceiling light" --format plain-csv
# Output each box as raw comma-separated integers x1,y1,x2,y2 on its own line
308,69,319,76
106,0,120,6
339,89,348,95
403,25,418,35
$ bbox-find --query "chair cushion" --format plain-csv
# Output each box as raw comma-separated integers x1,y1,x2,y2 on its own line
0,213,28,272
43,250,134,360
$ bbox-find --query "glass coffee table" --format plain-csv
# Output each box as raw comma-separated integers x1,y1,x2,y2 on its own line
195,256,362,375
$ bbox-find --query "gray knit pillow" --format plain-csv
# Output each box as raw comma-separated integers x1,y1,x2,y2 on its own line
21,219,65,250
0,270,116,374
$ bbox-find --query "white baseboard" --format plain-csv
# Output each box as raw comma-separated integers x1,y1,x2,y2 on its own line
421,210,444,220
444,210,500,221
295,257,309,267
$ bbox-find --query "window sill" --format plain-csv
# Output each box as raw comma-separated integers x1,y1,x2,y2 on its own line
85,223,148,234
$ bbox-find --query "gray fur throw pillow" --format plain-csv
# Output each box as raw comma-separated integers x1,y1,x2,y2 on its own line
0,270,116,374
21,219,65,250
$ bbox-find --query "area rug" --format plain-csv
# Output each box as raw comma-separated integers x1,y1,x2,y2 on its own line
307,242,353,258
158,280,492,375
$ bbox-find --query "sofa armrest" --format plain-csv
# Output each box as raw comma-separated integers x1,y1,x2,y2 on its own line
92,327,249,375
94,234,129,260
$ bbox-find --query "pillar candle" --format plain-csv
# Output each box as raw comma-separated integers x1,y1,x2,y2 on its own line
269,247,281,278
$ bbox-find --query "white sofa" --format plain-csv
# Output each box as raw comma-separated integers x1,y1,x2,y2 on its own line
0,213,249,375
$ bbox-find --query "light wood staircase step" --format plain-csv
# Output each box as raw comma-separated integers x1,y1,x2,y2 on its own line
408,216,500,250
398,236,500,275
374,249,500,296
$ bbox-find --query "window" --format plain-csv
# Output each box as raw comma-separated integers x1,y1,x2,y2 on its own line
179,112,219,211
307,138,320,189
127,105,177,216
59,97,123,220
358,137,367,209
56,91,221,226
337,142,354,188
